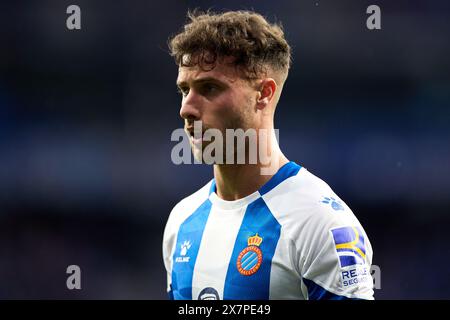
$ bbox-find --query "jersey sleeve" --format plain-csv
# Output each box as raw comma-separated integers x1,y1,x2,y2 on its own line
299,205,374,300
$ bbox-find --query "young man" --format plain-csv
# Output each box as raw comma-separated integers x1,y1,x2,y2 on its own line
163,10,374,300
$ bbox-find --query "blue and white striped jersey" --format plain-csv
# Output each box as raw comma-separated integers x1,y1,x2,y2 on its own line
163,162,374,300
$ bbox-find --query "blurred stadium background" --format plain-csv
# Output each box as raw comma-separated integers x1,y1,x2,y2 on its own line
0,0,449,299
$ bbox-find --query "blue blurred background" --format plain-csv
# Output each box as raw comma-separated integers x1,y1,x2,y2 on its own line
0,0,449,299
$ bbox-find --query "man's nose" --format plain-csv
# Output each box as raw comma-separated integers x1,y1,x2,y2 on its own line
179,91,201,121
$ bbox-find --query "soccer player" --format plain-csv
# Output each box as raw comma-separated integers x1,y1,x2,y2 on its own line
163,10,374,300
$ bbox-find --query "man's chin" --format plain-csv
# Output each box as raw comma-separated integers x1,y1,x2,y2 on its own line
190,144,205,163
191,143,225,165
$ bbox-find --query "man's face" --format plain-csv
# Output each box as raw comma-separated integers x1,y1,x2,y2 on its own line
176,57,258,160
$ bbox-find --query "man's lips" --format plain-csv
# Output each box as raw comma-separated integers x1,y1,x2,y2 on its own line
186,127,204,145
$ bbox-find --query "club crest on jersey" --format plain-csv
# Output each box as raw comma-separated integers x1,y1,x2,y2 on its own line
236,234,263,276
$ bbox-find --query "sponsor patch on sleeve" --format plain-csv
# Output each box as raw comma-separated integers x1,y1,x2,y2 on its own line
331,226,371,288
331,226,366,267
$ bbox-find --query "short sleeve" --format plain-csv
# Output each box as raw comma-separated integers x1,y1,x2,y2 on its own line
299,207,374,300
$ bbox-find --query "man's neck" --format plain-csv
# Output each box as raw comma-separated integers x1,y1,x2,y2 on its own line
213,152,289,201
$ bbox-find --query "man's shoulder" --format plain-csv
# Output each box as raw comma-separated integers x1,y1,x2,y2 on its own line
263,167,338,209
263,167,359,228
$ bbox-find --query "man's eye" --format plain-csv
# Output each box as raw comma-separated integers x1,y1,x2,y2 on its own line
177,87,189,97
201,84,219,95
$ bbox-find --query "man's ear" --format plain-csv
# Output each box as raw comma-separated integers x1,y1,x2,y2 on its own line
256,78,277,110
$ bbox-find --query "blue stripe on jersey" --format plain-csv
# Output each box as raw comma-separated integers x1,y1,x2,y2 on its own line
259,161,301,196
303,278,351,300
223,197,281,299
209,179,216,195
168,285,174,300
171,199,212,300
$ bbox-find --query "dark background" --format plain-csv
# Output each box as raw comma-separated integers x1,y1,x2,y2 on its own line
1,0,449,299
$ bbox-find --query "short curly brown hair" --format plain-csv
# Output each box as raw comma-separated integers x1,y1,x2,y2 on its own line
168,10,292,82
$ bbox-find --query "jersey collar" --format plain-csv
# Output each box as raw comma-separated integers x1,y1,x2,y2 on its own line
208,161,302,209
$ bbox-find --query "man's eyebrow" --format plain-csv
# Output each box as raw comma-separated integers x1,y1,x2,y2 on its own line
176,77,227,87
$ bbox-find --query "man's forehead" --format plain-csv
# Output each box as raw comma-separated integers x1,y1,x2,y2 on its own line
177,67,228,84
176,55,240,84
